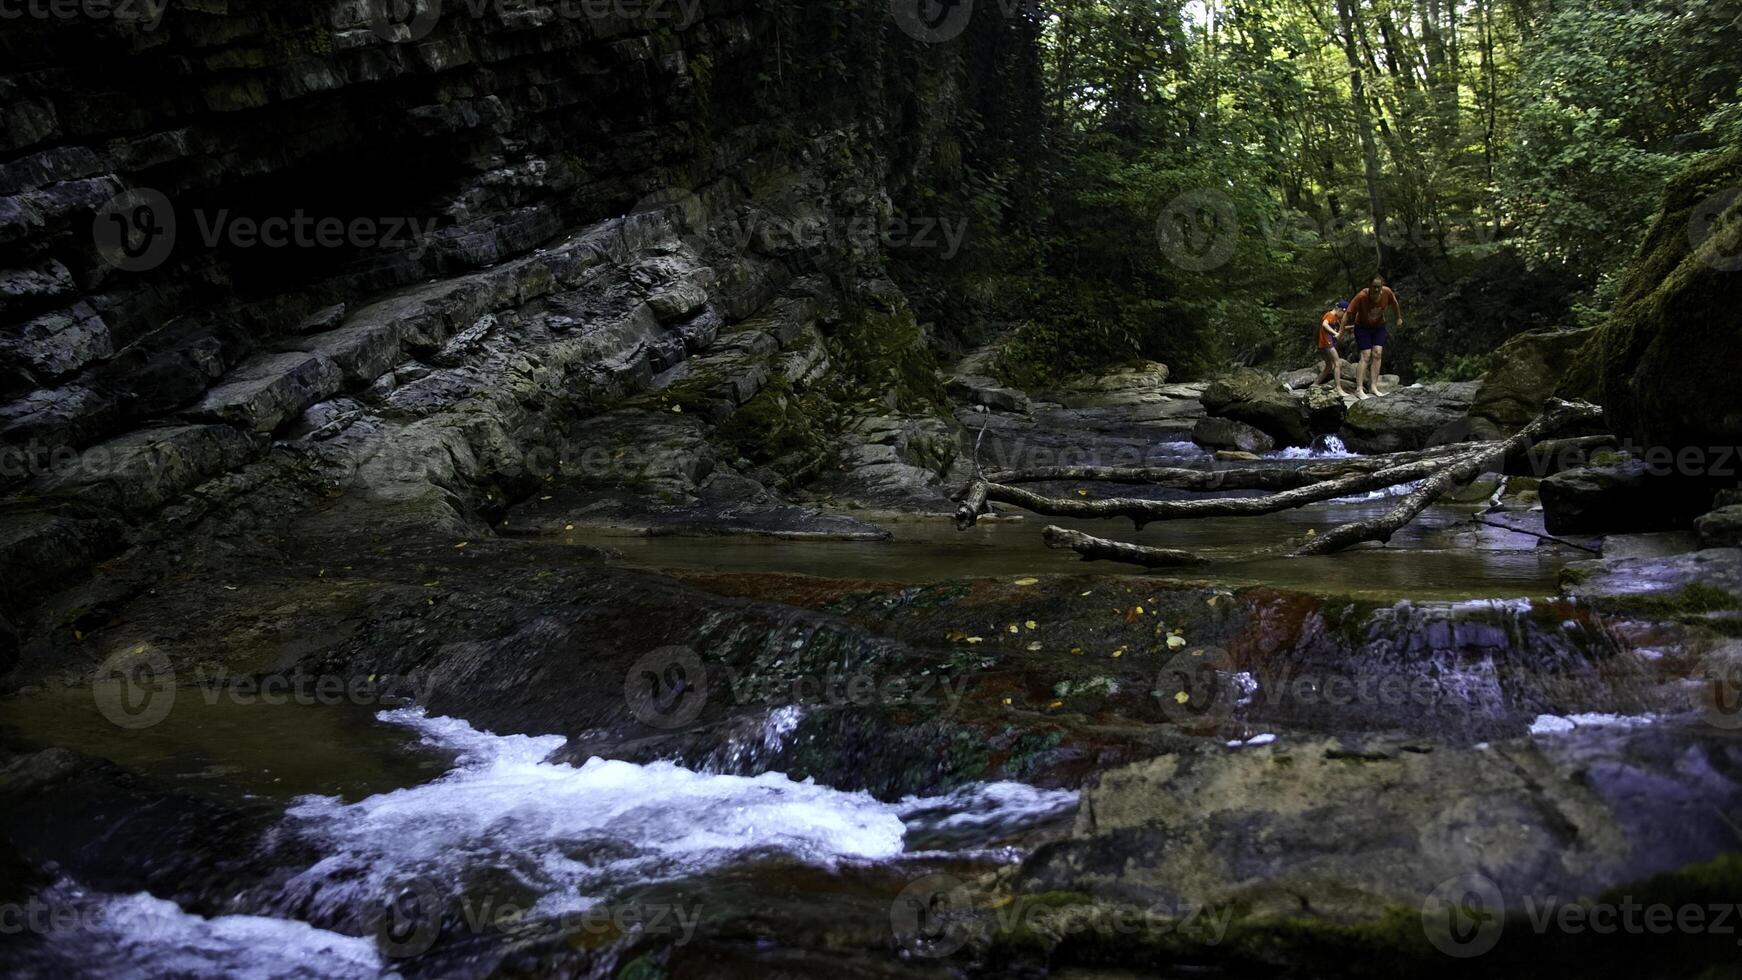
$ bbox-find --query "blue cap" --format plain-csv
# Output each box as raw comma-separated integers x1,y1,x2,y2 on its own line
1335,300,1349,310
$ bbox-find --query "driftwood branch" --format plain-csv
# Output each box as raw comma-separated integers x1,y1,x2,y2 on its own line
1042,526,1211,567
1471,514,1602,554
956,444,1502,529
1295,400,1602,556
1028,400,1604,569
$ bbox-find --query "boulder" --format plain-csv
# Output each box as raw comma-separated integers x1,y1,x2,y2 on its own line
1200,367,1310,447
1300,384,1346,434
1540,456,1713,535
1467,325,1597,438
1337,381,1482,453
1192,416,1275,455
1695,505,1742,549
1581,148,1742,450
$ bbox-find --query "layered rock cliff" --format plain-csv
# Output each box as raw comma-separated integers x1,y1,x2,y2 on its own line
0,0,1039,634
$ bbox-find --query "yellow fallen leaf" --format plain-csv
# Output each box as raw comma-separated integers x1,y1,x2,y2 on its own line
1174,691,1190,704
1070,646,1083,655
1047,699,1064,710
540,495,553,501
1080,590,1093,596
73,630,83,641
1167,635,1187,650
1007,623,1020,634
671,404,683,413
1013,577,1039,586
455,541,468,549
965,636,984,644
1024,620,1038,630
1135,605,1145,615
1111,648,1124,658
1001,697,1013,705
564,524,575,531
1026,641,1043,652
1076,488,1089,497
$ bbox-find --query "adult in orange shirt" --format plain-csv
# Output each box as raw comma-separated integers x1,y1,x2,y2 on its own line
1340,273,1402,399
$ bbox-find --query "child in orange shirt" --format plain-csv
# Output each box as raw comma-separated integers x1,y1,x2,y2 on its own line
1314,300,1349,396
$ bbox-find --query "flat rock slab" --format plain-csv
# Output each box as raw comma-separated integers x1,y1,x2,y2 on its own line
32,423,264,516
188,351,343,433
1019,725,1742,923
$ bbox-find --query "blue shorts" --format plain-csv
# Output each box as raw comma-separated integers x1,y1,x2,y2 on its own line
1355,325,1388,351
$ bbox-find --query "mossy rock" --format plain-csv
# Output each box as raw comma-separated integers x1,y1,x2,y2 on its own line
1586,147,1742,448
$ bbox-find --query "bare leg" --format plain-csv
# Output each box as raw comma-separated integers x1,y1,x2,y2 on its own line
1369,345,1385,396
1332,348,1348,396
1315,350,1334,386
1356,349,1373,399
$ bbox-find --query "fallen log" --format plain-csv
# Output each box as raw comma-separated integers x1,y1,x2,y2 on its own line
984,443,1479,489
1042,526,1211,567
1295,399,1603,556
1036,400,1603,569
964,450,1492,529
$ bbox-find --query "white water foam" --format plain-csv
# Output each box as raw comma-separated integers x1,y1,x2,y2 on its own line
1527,712,1657,735
279,708,909,921
22,883,380,980
1267,435,1353,460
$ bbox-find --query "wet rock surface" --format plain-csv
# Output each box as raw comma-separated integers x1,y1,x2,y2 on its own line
1339,381,1482,453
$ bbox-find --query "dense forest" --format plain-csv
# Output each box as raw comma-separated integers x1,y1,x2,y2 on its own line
893,0,1742,385
3,2,1742,976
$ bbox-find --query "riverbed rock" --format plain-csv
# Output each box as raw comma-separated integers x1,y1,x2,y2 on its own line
1540,456,1714,535
1300,384,1347,434
1578,147,1742,450
1016,725,1742,928
1200,368,1310,448
1191,416,1275,455
1467,326,1597,438
1338,381,1481,453
1695,505,1742,549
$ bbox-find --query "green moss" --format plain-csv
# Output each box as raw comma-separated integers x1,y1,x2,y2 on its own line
1592,582,1740,621
826,304,946,412
713,373,837,472
1592,147,1742,445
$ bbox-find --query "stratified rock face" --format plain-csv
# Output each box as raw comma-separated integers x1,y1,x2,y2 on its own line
1338,381,1481,453
1468,326,1596,438
1585,148,1742,449
0,2,1035,613
1200,367,1310,447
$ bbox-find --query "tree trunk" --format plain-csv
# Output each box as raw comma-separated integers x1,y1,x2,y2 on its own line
1336,0,1391,272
